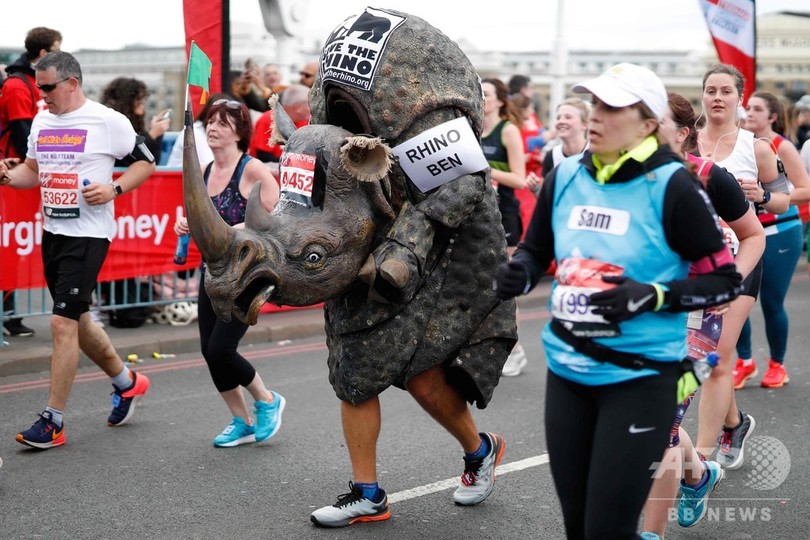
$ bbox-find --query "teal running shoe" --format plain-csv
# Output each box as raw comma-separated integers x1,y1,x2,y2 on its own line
254,391,286,442
213,417,256,448
677,460,724,527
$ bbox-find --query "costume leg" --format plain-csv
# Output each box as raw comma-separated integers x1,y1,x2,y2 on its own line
407,365,480,453
342,397,381,483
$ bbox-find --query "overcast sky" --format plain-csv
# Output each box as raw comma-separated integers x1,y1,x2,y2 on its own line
0,0,802,53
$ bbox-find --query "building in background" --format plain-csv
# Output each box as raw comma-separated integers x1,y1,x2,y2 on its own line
0,11,807,130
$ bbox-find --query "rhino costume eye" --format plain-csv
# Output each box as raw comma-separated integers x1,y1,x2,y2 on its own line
302,244,327,266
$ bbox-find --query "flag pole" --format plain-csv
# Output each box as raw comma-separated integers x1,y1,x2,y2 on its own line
184,42,194,129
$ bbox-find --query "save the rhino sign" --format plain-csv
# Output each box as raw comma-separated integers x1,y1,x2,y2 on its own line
320,7,406,91
392,117,489,193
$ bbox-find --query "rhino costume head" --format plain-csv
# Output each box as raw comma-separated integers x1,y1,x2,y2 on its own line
184,7,516,407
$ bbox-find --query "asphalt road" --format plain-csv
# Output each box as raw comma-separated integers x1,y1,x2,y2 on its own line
1,276,809,539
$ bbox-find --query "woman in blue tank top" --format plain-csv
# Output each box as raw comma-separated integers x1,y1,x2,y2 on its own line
173,98,284,448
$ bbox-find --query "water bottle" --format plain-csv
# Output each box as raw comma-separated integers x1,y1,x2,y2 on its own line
677,351,719,403
82,179,103,214
693,351,720,384
174,233,190,265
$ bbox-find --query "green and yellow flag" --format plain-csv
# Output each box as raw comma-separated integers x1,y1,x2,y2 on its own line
187,41,212,103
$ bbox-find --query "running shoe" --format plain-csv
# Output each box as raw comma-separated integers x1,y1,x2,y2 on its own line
732,358,758,389
107,371,150,426
310,482,391,528
640,533,661,540
213,417,256,447
677,460,724,527
760,360,789,388
501,344,528,377
15,411,66,449
254,391,286,442
716,410,756,470
453,432,506,505
3,318,34,337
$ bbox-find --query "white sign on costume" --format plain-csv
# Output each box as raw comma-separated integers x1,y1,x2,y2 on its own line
392,117,489,193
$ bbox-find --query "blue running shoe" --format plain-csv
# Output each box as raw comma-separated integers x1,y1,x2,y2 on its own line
213,417,256,448
15,411,66,450
640,533,661,540
678,460,724,527
107,371,150,427
254,391,286,442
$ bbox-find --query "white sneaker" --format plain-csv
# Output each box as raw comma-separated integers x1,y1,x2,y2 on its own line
310,482,391,528
453,432,506,505
501,344,527,377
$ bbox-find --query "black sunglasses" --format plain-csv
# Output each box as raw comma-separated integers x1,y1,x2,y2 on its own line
36,78,71,93
213,99,242,110
299,72,315,79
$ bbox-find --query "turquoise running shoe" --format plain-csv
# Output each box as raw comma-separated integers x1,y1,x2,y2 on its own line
677,460,724,527
254,391,286,442
213,417,256,448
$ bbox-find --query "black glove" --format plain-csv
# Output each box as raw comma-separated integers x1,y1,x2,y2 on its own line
589,275,658,322
493,260,530,300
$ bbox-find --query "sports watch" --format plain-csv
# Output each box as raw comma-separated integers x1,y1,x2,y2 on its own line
759,190,771,205
112,181,124,197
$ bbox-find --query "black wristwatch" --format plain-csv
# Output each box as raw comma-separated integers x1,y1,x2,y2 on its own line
759,190,771,205
112,181,124,197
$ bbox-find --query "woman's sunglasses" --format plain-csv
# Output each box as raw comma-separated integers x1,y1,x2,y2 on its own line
213,99,242,110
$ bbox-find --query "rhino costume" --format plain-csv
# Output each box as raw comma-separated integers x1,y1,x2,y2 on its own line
183,7,517,409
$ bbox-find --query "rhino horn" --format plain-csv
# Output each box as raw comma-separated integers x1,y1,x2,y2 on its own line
269,98,297,144
182,117,234,260
245,181,277,230
340,135,392,183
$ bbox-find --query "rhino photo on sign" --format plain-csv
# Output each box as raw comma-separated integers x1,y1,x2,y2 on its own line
321,8,406,91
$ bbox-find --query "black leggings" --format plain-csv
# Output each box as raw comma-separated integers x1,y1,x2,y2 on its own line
545,369,678,539
198,272,255,393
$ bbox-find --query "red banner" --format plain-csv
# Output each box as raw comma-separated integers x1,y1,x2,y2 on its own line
699,0,756,105
183,0,224,117
1,170,201,290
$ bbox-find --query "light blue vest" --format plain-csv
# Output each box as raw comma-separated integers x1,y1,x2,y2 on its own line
542,156,690,386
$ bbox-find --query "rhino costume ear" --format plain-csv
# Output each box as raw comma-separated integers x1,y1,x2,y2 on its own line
269,94,295,146
340,135,392,183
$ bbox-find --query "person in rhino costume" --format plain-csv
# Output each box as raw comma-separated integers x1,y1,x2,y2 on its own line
180,7,517,528
305,8,516,527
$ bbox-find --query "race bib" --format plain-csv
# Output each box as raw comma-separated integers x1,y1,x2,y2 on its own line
278,152,315,208
41,172,80,219
686,309,723,361
550,257,624,337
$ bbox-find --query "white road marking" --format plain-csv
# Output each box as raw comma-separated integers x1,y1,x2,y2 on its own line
388,454,550,503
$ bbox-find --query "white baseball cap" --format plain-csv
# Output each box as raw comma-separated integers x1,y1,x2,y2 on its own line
572,63,667,121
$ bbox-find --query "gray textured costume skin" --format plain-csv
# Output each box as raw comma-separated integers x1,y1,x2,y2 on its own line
183,8,516,409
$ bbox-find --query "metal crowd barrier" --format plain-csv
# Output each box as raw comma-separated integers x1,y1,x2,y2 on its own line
2,271,199,323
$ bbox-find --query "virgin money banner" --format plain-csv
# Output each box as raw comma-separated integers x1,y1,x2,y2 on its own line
699,0,756,105
1,170,201,290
